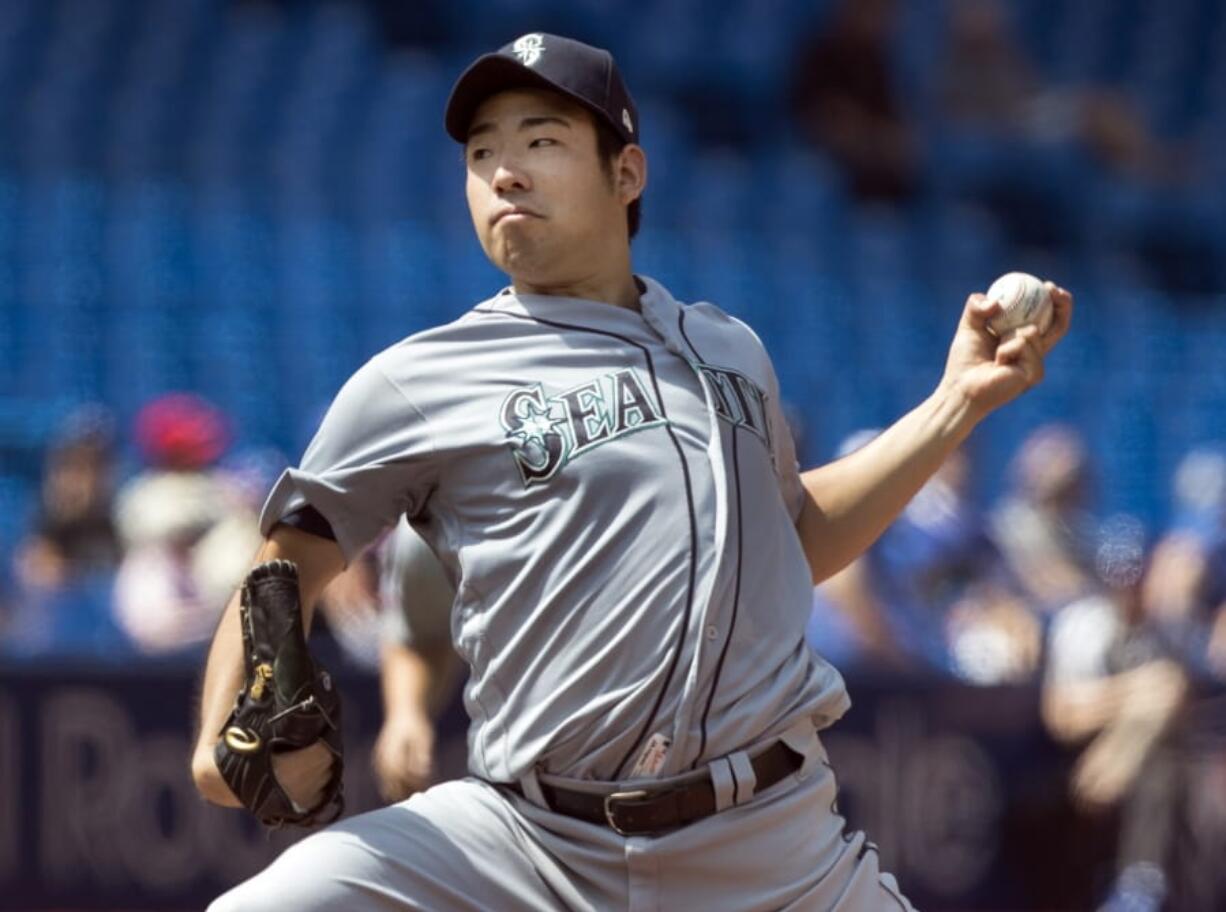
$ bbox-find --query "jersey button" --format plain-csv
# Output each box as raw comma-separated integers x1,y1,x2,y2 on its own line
705,625,719,641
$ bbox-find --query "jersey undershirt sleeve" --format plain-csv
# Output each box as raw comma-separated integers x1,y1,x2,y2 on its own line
259,355,439,564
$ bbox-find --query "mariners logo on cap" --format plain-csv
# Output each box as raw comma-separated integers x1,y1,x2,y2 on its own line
622,108,633,134
512,33,545,67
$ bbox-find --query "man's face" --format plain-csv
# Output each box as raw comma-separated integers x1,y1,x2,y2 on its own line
464,88,628,285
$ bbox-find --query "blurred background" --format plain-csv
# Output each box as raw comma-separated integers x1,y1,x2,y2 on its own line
3,0,1226,909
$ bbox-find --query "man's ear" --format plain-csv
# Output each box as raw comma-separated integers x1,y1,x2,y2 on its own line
616,144,647,205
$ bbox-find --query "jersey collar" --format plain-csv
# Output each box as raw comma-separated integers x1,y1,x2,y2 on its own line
636,275,686,353
482,274,686,351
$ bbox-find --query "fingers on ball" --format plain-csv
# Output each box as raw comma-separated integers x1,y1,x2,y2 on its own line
971,293,1000,315
1014,336,1045,385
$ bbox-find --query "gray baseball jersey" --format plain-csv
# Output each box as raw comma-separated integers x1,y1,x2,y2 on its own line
260,274,850,785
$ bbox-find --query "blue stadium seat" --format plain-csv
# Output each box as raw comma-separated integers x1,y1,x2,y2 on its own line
893,0,945,127
185,3,292,184
630,226,695,300
848,207,916,281
674,151,754,232
353,52,452,224
708,0,794,101
622,0,702,94
2,0,1225,549
767,268,856,392
1046,0,1118,84
756,145,847,239
917,204,1007,288
0,471,35,553
0,3,46,171
634,98,691,223
685,229,766,317
443,240,505,314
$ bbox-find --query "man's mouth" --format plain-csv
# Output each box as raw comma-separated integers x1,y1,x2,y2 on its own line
491,206,542,226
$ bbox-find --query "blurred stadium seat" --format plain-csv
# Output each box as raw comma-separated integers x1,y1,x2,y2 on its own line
0,0,1223,549
6,6,1226,910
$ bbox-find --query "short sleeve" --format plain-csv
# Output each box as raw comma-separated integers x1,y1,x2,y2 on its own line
743,324,805,522
1045,595,1121,683
717,312,807,522
766,387,806,523
259,358,438,564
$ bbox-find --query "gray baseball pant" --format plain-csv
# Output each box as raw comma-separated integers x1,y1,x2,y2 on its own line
208,726,914,911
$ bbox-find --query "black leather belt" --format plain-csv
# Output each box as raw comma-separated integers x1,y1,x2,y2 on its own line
512,740,803,837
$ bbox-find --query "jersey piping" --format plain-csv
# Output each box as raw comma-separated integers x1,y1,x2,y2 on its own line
677,308,748,766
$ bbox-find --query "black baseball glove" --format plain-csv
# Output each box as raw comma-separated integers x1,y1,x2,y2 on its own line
214,559,344,828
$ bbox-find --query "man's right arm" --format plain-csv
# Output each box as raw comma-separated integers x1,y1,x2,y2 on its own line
190,523,346,807
373,638,461,801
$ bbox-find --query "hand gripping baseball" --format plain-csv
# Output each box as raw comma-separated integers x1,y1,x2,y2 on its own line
214,560,345,828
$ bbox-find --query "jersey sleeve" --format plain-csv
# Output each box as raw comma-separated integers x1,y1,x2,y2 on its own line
765,370,806,523
727,315,807,523
259,357,439,564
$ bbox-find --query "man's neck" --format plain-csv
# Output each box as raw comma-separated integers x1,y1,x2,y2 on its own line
511,268,641,311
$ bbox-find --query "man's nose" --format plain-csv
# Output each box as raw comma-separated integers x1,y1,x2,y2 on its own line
491,158,530,194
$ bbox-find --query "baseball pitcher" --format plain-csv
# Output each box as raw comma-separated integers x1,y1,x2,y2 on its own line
191,33,1072,911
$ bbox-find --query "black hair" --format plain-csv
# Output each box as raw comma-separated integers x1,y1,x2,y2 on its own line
592,114,642,240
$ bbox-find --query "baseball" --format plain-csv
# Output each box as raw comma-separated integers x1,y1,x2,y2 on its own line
985,272,1054,337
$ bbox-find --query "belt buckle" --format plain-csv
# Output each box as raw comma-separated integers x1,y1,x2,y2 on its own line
603,789,650,836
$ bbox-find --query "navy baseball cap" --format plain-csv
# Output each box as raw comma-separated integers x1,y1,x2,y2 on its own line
445,33,638,146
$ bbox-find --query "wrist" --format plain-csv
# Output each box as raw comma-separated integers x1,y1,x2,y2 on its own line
191,743,242,807
931,377,985,443
385,705,434,729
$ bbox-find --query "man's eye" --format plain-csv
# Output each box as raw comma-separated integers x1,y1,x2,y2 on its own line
529,137,557,148
470,148,491,161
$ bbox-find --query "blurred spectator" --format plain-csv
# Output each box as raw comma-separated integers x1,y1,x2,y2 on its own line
806,579,886,672
5,406,125,655
991,424,1098,613
789,0,919,203
112,394,261,655
938,0,1217,290
198,446,293,613
371,517,461,802
941,0,1187,184
313,545,384,671
1042,515,1189,912
13,406,120,591
809,430,901,668
939,0,1032,132
812,434,1037,680
1141,446,1226,681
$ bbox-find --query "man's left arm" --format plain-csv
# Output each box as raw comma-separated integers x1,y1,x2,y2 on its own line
795,286,1073,585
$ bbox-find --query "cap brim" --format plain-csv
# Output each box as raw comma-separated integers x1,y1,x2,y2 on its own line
444,54,606,143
